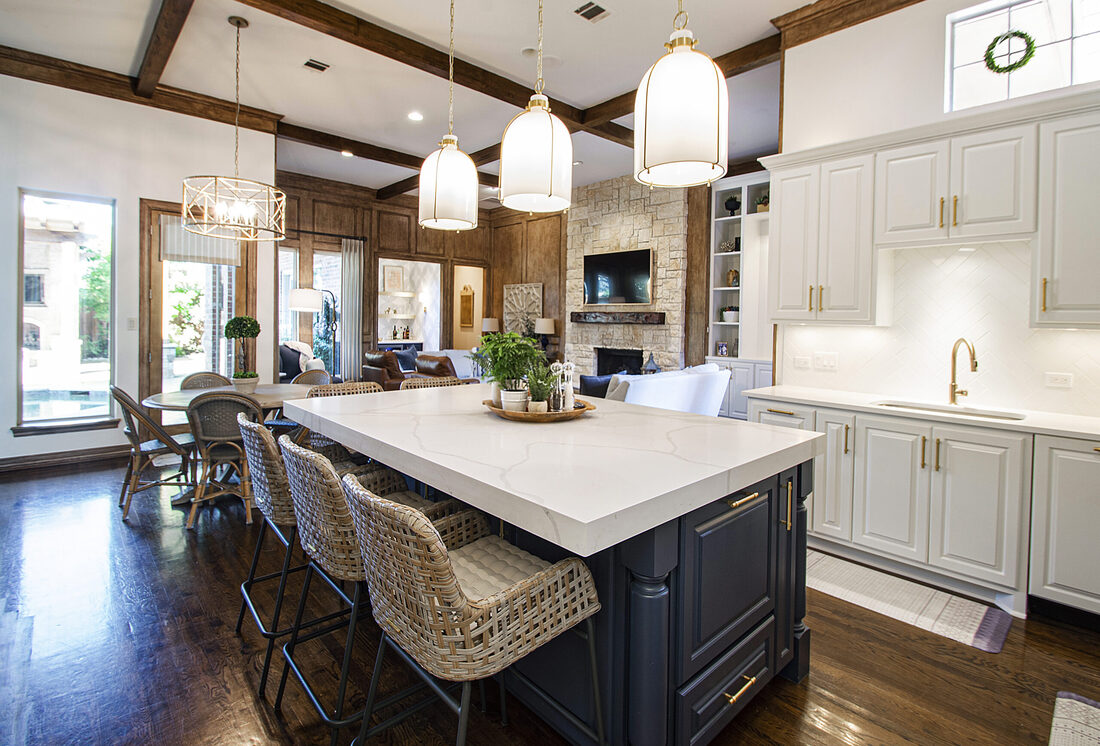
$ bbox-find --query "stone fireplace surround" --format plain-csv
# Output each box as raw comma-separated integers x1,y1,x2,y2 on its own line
564,174,688,377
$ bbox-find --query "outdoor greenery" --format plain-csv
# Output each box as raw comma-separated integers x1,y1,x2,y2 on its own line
224,315,260,374
473,332,542,390
312,295,337,368
167,281,204,355
526,359,556,402
79,245,111,361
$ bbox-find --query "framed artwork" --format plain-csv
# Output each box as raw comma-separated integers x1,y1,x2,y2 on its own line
716,341,729,357
502,283,542,334
459,284,475,328
382,265,404,292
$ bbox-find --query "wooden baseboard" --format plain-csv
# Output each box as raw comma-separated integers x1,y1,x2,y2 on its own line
0,444,130,473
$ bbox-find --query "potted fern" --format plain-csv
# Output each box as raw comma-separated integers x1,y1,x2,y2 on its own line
476,332,541,411
526,359,555,414
224,315,261,393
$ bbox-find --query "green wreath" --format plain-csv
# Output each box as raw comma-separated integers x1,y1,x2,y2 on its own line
984,30,1036,74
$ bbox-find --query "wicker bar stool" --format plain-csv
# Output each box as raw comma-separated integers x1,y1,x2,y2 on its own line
180,371,231,389
185,391,263,529
399,376,467,390
295,381,383,463
276,436,461,746
292,369,332,385
236,415,390,697
342,477,605,746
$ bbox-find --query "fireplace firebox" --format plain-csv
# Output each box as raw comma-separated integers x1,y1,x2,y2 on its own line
596,348,643,376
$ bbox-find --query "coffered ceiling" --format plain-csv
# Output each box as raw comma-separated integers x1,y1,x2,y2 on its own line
0,0,801,199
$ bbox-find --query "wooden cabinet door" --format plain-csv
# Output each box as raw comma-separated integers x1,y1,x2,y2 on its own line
748,400,814,430
726,362,755,420
817,155,875,323
928,425,1030,588
1035,112,1100,327
949,124,1037,238
874,140,950,245
768,166,819,321
853,415,932,562
812,409,855,543
1029,435,1100,614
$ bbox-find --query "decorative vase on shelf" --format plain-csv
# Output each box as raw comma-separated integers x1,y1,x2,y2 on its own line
500,389,529,412
722,311,737,323
723,194,741,217
726,268,739,287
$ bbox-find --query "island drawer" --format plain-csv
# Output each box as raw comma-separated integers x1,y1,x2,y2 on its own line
677,475,779,683
675,616,774,746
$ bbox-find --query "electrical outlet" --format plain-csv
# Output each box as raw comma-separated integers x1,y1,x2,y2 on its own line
813,352,839,371
793,356,811,370
127,317,137,331
1045,372,1073,389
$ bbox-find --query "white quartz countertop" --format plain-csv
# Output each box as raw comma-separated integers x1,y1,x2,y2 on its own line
284,383,823,556
744,385,1100,440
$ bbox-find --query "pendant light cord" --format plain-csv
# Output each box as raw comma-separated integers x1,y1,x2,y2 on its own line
448,0,455,136
535,0,544,94
234,22,241,178
673,0,688,30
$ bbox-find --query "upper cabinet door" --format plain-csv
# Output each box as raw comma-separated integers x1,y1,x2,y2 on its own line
874,140,950,245
949,124,1037,238
1035,112,1100,327
818,155,875,322
768,166,820,321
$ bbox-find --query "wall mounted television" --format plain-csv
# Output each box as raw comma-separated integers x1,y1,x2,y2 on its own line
583,249,652,305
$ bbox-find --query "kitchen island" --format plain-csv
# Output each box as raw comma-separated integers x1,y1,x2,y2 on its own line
284,383,824,746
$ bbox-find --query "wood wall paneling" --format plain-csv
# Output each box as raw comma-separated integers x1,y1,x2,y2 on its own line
524,215,563,325
417,225,446,257
313,199,357,237
489,221,526,320
376,210,415,254
685,185,710,366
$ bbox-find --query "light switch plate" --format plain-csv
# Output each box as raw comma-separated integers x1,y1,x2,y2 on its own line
1044,372,1073,388
127,317,137,331
813,352,839,371
793,356,811,370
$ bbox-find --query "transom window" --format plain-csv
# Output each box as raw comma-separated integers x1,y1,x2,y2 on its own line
947,0,1100,112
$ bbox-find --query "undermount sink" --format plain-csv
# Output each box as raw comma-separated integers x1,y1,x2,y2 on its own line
872,400,1026,421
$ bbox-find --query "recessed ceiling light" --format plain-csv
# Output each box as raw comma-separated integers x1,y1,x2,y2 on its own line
340,149,354,158
407,111,424,122
520,47,563,68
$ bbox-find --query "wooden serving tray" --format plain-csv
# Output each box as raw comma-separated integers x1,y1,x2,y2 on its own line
482,399,596,423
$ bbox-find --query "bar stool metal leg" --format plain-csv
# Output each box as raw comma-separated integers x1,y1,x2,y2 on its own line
275,563,314,711
236,519,269,633
258,526,299,696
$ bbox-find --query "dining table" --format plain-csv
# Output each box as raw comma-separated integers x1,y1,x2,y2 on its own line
141,383,315,412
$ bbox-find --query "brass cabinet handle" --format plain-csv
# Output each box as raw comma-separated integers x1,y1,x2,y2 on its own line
767,408,795,416
785,480,793,532
934,438,942,472
726,492,760,510
844,424,850,455
939,197,945,228
1042,277,1048,313
808,285,814,312
723,675,757,705
819,285,824,310
921,436,927,469
952,195,958,227
1094,447,1100,453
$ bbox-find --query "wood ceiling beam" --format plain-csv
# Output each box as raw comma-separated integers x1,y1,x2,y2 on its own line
771,0,924,49
231,0,633,147
375,142,501,201
727,152,775,177
0,44,281,132
134,0,196,97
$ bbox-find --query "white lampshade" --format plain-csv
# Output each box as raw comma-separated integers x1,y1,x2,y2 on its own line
534,317,555,335
634,29,728,188
481,317,500,333
288,287,322,313
419,134,479,231
499,94,572,213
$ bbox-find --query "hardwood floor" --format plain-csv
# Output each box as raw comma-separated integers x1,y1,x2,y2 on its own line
2,461,1098,745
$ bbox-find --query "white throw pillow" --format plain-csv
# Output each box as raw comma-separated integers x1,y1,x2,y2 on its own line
304,358,326,372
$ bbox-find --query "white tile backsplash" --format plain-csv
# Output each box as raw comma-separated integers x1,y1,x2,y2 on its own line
780,242,1100,416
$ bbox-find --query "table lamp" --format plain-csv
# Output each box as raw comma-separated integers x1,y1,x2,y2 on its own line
534,317,555,350
481,317,500,334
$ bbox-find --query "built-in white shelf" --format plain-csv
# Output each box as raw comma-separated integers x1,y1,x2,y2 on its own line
713,251,742,257
381,313,416,319
379,291,415,298
712,286,742,291
715,214,743,223
713,321,740,326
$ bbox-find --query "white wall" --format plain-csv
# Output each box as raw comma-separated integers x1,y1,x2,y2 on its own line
779,242,1100,416
0,75,276,458
452,265,484,351
782,0,1100,151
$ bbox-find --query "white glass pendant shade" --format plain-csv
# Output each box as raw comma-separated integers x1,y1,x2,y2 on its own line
634,29,728,188
499,94,572,213
419,134,479,231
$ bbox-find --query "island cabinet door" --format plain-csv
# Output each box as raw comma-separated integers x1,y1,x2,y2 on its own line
677,477,778,684
852,415,932,563
774,469,799,673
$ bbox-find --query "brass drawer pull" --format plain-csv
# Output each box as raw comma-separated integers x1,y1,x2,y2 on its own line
952,195,958,227
785,480,792,532
819,285,824,310
1042,277,1048,313
726,492,760,510
766,408,795,416
723,675,757,705
921,436,927,469
843,424,850,455
939,197,945,228
934,438,942,472
1094,447,1100,453
808,285,814,312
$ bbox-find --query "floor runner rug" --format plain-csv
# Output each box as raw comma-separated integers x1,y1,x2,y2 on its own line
1049,692,1100,745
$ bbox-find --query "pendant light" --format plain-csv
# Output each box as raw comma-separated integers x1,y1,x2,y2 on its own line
498,0,572,213
419,0,479,231
634,1,728,188
182,17,286,241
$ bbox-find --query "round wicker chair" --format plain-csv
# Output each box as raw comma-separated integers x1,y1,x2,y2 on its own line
185,391,263,529
291,369,332,386
399,376,467,390
276,435,461,746
343,476,605,746
180,371,231,389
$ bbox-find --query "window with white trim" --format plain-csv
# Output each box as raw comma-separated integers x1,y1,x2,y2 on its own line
947,0,1100,112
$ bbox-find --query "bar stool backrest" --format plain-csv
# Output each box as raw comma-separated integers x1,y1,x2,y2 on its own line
110,385,188,457
399,377,466,390
237,413,296,526
306,381,383,398
278,435,366,581
292,369,332,386
180,371,232,389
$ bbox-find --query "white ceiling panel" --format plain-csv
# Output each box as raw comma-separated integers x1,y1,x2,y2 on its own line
276,140,416,189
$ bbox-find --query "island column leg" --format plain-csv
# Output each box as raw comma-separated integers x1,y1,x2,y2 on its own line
782,459,813,683
621,521,679,746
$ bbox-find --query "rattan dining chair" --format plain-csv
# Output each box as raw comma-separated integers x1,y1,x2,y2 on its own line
180,371,232,389
111,385,196,520
185,391,263,529
398,376,467,390
292,369,332,386
276,436,461,746
343,477,605,746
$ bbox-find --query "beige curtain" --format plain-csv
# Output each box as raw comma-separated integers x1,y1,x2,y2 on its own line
340,238,364,381
159,213,240,265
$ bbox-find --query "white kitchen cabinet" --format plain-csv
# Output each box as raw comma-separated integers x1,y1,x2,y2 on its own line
949,125,1036,238
852,415,931,563
747,400,814,430
874,140,950,245
817,155,876,323
726,361,755,419
1030,435,1100,614
1034,111,1100,327
928,426,1031,588
813,409,855,542
768,165,819,321
753,363,772,390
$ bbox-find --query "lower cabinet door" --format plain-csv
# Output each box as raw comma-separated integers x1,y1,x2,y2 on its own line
774,469,798,672
812,409,855,542
1030,435,1100,613
678,478,777,683
853,415,932,562
676,617,774,746
928,425,1030,587
726,362,755,419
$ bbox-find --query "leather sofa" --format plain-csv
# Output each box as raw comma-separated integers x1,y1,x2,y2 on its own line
363,350,476,390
